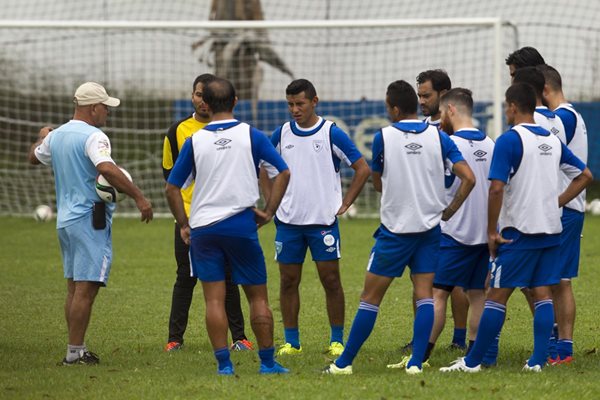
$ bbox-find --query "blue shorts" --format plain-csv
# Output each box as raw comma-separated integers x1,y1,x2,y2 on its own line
189,234,267,285
434,237,489,290
559,208,584,279
274,220,341,264
490,245,561,289
366,224,440,278
58,214,112,285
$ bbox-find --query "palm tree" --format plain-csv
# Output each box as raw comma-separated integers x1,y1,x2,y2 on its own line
192,0,294,101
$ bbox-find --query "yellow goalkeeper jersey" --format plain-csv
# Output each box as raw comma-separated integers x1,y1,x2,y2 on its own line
162,114,207,217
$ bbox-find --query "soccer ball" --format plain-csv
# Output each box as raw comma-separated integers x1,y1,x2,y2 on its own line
346,204,358,219
590,199,600,216
95,167,132,203
34,204,53,222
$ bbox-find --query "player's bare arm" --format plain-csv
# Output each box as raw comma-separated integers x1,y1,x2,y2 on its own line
442,160,476,221
487,179,512,258
254,169,290,228
558,167,593,207
337,157,370,215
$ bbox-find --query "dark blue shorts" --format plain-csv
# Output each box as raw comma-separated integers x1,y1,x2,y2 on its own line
274,220,341,264
490,245,561,289
434,240,489,290
366,224,440,278
189,234,267,285
559,208,584,279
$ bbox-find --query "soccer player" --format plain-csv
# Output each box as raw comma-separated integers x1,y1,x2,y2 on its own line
261,79,370,357
28,82,154,365
162,74,252,353
538,64,588,364
165,77,290,375
390,88,494,368
415,69,470,352
440,83,592,373
324,80,475,375
505,46,546,78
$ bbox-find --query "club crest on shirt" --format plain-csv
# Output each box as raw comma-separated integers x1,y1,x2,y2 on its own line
323,234,335,246
312,140,324,153
275,241,283,255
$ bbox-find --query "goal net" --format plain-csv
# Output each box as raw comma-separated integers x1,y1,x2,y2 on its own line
0,18,506,217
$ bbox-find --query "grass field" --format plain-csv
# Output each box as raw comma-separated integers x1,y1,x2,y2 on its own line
2,215,600,399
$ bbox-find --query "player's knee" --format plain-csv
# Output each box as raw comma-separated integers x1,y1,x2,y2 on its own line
321,274,342,293
280,274,300,291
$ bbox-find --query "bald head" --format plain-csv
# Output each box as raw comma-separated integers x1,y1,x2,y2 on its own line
202,78,236,114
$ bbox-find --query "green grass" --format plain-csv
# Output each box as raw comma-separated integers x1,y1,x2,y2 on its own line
1,216,600,399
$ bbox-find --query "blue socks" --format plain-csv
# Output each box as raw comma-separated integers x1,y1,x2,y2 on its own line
452,328,467,348
284,327,300,349
529,299,554,367
258,347,275,368
465,300,506,368
482,334,500,366
407,298,434,368
214,347,233,371
335,301,379,368
330,325,344,344
557,339,573,359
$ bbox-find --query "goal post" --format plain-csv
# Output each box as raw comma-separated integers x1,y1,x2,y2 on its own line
0,18,504,217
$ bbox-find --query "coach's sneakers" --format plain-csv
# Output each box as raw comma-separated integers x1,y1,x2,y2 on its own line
523,363,542,372
62,351,100,366
387,355,430,369
259,361,290,374
164,341,182,352
322,362,353,375
230,339,254,351
327,342,344,357
439,357,481,373
277,343,302,356
218,365,235,375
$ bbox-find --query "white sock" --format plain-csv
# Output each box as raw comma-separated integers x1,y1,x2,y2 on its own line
66,344,85,362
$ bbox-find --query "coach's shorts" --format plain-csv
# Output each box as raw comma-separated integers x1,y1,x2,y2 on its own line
366,224,440,278
559,208,584,279
274,220,340,264
189,234,266,285
434,242,489,290
489,245,561,289
58,214,112,285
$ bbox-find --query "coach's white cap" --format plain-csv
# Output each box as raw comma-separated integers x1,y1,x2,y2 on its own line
73,82,120,107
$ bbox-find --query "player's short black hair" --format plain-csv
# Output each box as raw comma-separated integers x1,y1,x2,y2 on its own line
416,69,451,92
537,64,562,91
440,88,473,113
202,78,236,113
193,73,216,91
387,80,418,115
286,79,317,99
512,66,545,99
505,83,536,114
505,46,546,68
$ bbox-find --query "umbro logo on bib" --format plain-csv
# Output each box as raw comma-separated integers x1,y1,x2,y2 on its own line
214,138,232,150
405,143,422,154
473,149,487,161
538,143,552,155
312,140,324,152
